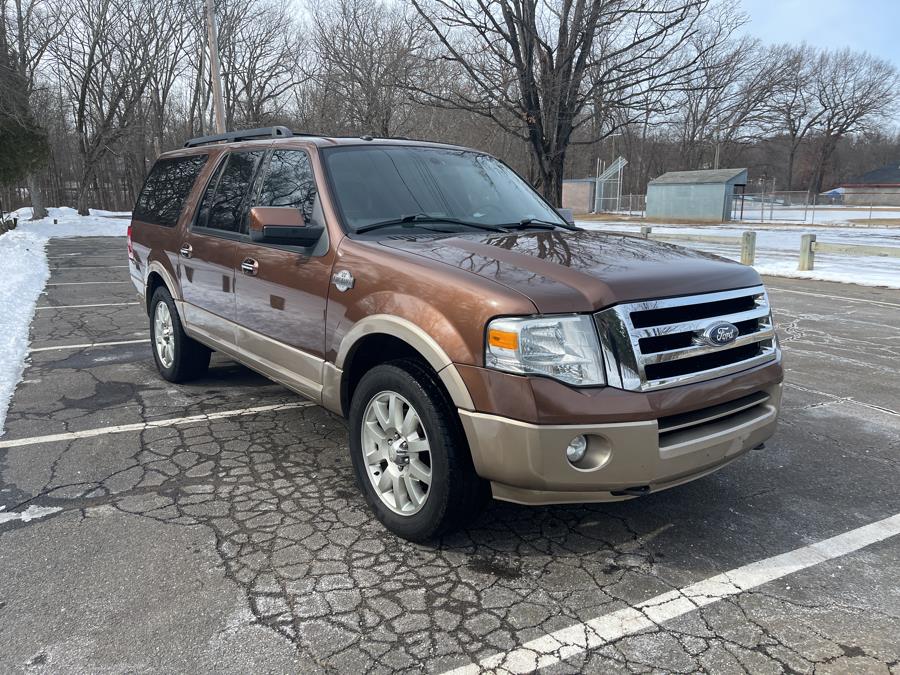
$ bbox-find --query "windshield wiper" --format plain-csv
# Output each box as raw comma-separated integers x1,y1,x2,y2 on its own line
500,217,581,232
355,213,508,234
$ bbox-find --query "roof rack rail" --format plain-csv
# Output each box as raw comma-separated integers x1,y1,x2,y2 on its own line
183,126,294,148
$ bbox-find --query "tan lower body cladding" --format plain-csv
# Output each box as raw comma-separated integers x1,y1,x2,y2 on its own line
460,384,782,505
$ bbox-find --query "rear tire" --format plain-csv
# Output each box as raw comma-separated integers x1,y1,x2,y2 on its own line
348,359,488,542
149,286,211,383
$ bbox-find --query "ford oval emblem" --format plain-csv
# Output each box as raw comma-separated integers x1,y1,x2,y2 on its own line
700,321,739,347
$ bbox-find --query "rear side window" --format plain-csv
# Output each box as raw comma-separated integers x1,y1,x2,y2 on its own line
133,155,207,227
257,150,318,223
196,151,264,233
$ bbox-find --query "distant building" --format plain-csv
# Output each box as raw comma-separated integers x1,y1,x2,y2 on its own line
646,168,747,223
561,178,596,214
840,162,900,206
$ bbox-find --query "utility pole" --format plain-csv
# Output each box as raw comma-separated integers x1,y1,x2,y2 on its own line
205,0,226,134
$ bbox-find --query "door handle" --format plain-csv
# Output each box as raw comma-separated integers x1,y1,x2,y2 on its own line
179,244,193,259
240,258,259,276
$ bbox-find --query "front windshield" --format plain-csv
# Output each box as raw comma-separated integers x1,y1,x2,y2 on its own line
322,145,564,232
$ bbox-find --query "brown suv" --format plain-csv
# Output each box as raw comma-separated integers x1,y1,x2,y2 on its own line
128,126,782,541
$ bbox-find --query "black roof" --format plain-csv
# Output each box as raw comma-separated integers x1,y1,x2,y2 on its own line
843,161,900,186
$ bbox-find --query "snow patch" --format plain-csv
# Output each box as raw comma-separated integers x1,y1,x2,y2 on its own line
0,209,130,435
577,221,900,289
0,504,62,525
7,207,130,238
0,231,50,435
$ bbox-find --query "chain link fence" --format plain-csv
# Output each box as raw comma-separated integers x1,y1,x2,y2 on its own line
594,193,646,216
732,190,899,224
732,191,811,222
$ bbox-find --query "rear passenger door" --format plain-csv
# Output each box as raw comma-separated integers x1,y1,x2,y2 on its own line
180,150,264,345
233,149,334,398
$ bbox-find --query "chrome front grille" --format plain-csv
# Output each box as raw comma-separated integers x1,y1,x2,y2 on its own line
594,285,778,391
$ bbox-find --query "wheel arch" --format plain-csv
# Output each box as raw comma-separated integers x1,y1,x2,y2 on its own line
325,315,474,417
144,260,180,315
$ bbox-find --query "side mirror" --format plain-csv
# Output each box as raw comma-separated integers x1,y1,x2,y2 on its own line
248,206,323,246
556,207,575,225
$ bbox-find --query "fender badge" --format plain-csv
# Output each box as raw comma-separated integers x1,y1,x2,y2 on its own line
331,269,355,292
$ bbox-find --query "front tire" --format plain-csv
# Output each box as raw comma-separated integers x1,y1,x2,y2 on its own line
149,287,211,383
348,360,488,541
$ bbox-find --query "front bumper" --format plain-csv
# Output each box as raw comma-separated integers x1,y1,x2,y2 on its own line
460,383,781,505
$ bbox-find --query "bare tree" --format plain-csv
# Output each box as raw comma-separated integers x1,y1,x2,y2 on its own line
410,0,720,205
672,36,790,171
49,0,156,214
767,44,823,190
145,0,192,154
807,49,900,193
0,0,64,218
306,0,426,136
216,0,300,128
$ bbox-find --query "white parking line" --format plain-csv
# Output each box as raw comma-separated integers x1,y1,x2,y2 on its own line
51,265,129,270
0,505,62,525
766,286,900,309
785,382,899,417
0,402,314,449
45,281,131,286
443,512,900,674
35,302,140,310
30,338,150,352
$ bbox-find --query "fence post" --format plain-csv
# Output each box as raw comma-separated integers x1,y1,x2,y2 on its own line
640,226,652,239
741,231,757,265
799,234,816,271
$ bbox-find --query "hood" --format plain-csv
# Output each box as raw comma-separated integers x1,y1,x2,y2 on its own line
379,230,762,313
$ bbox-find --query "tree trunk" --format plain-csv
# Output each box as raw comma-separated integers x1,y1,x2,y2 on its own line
75,162,95,216
27,172,49,220
543,162,564,207
785,146,796,191
537,149,566,208
809,135,838,195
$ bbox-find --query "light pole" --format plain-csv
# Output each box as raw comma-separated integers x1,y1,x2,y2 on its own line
205,0,226,134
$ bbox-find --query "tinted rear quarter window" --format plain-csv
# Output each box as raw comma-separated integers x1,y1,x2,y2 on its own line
133,155,208,227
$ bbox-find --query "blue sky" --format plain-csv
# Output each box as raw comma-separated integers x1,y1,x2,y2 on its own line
738,0,900,64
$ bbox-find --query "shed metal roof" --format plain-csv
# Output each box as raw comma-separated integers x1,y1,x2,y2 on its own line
649,168,747,185
841,161,900,187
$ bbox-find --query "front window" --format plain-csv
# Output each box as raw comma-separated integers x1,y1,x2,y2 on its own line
322,145,563,233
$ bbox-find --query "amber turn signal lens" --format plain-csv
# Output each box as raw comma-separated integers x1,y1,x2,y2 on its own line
488,329,518,351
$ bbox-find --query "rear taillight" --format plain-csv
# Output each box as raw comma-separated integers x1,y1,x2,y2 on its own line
126,224,134,261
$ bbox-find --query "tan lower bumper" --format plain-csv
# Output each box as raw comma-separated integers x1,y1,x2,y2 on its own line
459,384,781,505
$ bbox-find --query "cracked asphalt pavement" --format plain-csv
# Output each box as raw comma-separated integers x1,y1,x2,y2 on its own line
1,235,898,673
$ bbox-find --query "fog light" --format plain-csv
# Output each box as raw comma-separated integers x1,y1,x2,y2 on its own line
565,435,588,464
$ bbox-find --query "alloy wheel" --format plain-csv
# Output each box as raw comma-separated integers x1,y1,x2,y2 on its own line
153,301,175,369
360,390,433,515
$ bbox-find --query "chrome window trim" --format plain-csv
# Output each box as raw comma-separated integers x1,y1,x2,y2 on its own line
595,285,778,392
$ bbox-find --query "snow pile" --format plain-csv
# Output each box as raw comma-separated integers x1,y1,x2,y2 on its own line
577,221,900,289
0,231,50,435
7,206,130,238
0,208,129,435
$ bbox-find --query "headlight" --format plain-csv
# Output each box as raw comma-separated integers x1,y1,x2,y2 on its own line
485,314,605,386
